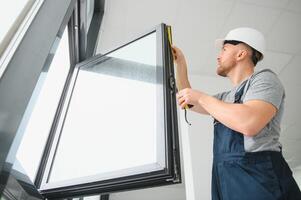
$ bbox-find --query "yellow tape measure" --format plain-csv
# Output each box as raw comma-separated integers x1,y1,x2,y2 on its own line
166,25,192,125
167,25,190,110
167,25,173,45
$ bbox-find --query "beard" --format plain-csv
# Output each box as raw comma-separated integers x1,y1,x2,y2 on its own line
216,59,235,77
216,65,228,77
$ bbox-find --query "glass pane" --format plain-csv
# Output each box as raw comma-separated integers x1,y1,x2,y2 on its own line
13,27,70,182
47,31,165,184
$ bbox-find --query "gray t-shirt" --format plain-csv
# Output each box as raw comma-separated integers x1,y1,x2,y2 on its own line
214,69,285,152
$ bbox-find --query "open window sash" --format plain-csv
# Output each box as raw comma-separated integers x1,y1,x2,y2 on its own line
35,23,181,199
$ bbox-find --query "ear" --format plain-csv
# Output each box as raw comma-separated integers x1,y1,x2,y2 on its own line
236,49,248,61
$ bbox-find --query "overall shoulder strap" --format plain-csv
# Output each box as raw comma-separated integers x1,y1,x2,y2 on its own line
234,80,248,103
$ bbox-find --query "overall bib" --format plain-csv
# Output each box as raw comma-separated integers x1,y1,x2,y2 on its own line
212,81,301,200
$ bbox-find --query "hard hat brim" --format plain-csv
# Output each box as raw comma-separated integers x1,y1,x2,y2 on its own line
215,38,264,61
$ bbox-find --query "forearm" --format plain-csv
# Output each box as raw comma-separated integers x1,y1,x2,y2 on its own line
172,46,210,116
175,60,191,90
190,103,210,115
175,62,209,115
197,94,259,136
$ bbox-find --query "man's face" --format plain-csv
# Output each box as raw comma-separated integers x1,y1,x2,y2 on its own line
216,43,238,77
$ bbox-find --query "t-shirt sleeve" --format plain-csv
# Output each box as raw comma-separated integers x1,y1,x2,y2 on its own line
243,71,284,110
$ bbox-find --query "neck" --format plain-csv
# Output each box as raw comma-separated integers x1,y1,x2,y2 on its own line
228,62,254,86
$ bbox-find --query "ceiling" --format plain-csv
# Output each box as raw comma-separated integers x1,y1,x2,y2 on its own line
96,0,301,198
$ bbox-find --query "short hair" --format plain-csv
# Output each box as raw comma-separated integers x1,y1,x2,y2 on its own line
223,40,262,66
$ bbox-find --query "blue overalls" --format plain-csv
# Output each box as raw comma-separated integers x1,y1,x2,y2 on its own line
212,81,301,200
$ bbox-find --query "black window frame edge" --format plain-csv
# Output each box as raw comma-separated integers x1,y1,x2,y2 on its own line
37,23,181,199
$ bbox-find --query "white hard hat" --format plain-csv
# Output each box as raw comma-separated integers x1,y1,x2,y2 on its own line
215,27,265,61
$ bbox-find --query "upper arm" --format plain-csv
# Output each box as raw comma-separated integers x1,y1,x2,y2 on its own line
242,70,284,135
243,100,277,136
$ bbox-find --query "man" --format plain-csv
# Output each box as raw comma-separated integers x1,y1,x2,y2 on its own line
173,27,301,200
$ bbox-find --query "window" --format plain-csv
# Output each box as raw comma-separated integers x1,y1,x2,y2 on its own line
0,0,44,77
37,24,180,199
48,32,162,184
0,1,180,199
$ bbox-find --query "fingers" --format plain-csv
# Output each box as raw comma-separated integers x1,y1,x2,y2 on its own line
171,45,179,51
171,45,178,60
176,89,190,109
177,96,187,109
171,45,184,60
